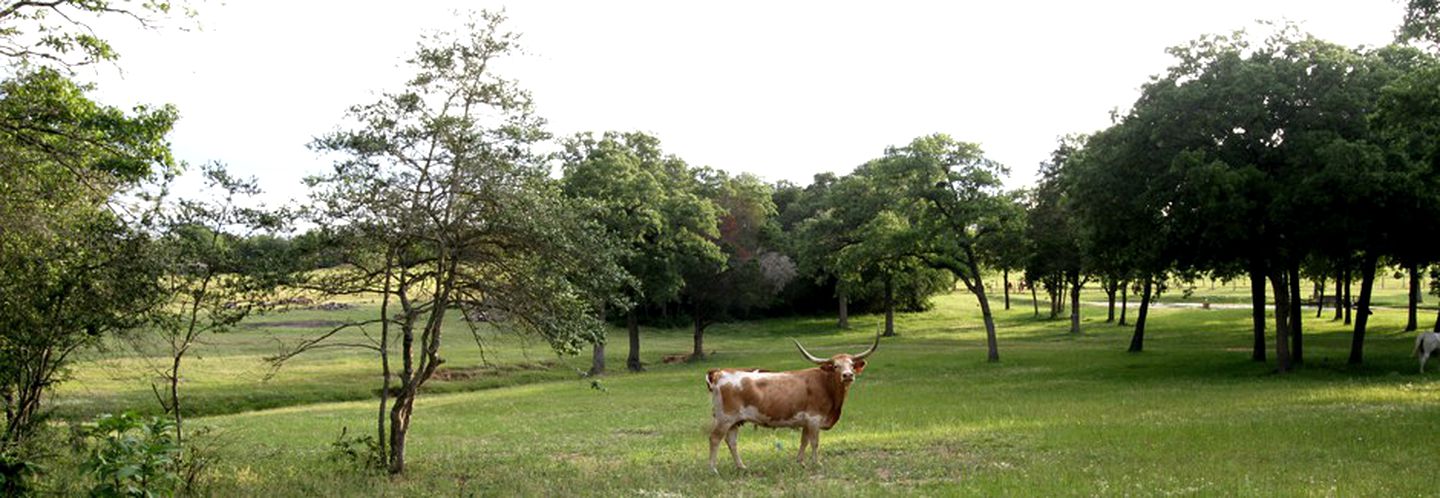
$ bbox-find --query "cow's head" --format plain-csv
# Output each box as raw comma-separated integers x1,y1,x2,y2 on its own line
793,334,878,384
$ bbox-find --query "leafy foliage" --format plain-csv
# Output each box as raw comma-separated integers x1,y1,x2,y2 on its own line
78,412,181,498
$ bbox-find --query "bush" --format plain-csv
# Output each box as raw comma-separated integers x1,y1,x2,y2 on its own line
0,446,44,496
79,412,182,497
326,426,383,473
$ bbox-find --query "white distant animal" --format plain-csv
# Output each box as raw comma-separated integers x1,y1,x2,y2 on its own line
1415,332,1440,373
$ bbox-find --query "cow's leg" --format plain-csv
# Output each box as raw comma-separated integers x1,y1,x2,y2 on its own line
808,426,821,467
725,424,746,469
708,420,729,473
1422,349,1430,374
796,426,813,465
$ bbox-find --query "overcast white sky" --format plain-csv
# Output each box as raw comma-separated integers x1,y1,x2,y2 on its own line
85,1,1407,204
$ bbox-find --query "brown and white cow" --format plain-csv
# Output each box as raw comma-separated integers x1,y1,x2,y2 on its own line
704,334,878,471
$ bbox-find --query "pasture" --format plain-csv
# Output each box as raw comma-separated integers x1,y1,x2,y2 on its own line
55,277,1440,496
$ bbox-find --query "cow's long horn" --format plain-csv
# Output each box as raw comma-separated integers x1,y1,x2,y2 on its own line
792,339,827,364
852,333,880,360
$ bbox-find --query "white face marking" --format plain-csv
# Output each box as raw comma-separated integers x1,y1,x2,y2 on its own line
830,357,860,383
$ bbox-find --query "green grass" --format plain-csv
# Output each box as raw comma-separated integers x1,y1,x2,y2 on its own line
54,285,1440,496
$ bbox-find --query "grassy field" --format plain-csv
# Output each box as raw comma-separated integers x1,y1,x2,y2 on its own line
54,279,1440,496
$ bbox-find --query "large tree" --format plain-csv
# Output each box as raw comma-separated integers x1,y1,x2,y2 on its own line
0,67,176,449
879,134,1012,361
292,12,624,474
559,131,720,373
681,170,791,358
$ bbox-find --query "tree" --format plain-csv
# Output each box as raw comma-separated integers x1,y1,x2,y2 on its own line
0,67,176,447
1028,138,1088,334
290,12,625,474
0,0,192,70
681,171,790,358
559,131,721,372
1066,119,1172,353
880,134,1011,361
810,162,949,338
980,190,1030,313
143,163,287,444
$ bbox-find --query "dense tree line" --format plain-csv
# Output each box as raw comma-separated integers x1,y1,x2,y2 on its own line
1036,24,1440,371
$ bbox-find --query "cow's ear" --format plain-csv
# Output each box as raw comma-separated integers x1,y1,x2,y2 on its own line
820,362,836,371
853,359,866,373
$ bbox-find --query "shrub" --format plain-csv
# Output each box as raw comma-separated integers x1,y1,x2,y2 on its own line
79,412,182,497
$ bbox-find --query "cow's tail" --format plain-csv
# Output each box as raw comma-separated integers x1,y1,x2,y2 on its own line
705,369,721,392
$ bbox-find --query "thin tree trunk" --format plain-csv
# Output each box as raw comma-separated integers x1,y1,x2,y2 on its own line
978,284,1000,362
1407,263,1420,332
691,306,706,360
1314,275,1326,319
1333,269,1343,321
168,354,183,444
1069,272,1082,335
626,311,643,372
1270,270,1292,373
1106,281,1116,323
377,258,391,464
1054,280,1065,319
960,273,1001,362
1249,266,1266,362
1003,269,1011,310
1349,254,1379,365
1119,281,1129,326
1128,277,1153,352
1289,263,1303,365
1344,269,1353,325
1031,281,1039,317
883,276,896,337
838,289,850,330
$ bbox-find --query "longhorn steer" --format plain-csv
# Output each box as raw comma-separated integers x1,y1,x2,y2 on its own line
704,335,878,471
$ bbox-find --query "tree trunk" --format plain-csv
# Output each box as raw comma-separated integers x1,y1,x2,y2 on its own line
1314,275,1326,319
1270,270,1292,373
1406,263,1420,332
589,342,606,376
1332,269,1343,321
1343,269,1353,325
1054,282,1065,320
387,391,415,474
1433,302,1440,333
978,284,1000,362
883,276,896,337
1069,272,1082,335
691,308,706,360
626,311,644,372
1003,269,1011,310
1030,281,1039,317
1249,266,1266,362
1288,263,1303,365
1105,280,1116,323
1119,281,1129,326
1348,254,1378,365
588,305,606,376
376,252,393,465
1128,277,1153,352
837,289,850,329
